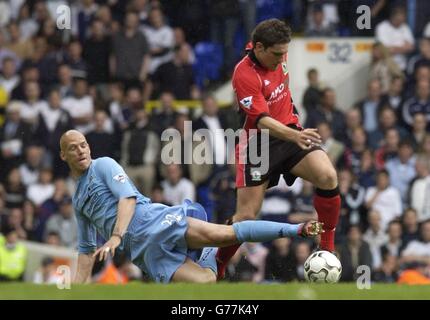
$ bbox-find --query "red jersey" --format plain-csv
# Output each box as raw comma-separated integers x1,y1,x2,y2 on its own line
232,50,300,132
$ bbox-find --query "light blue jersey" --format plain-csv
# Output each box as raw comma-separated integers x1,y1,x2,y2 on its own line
73,157,205,282
73,157,151,254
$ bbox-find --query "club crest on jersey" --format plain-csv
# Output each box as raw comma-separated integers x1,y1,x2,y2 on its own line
240,96,253,109
282,62,288,75
113,174,127,183
251,170,261,182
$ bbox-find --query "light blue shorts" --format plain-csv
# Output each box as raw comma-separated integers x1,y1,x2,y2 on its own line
125,199,207,283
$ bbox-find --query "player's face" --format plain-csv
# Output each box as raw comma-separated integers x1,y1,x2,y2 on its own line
256,42,288,70
61,133,91,174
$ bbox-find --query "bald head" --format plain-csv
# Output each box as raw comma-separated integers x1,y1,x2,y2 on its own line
60,130,86,152
60,130,92,177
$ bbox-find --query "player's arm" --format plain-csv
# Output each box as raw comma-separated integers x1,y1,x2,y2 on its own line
257,116,321,150
93,158,139,261
74,253,95,283
94,196,136,261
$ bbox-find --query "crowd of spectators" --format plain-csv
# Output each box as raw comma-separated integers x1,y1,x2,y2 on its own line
0,0,430,284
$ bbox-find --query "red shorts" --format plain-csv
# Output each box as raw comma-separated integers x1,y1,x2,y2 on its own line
235,130,322,188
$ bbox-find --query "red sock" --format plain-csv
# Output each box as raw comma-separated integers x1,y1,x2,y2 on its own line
313,188,341,252
216,244,241,279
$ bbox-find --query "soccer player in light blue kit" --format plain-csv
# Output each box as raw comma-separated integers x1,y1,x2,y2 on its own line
60,130,323,283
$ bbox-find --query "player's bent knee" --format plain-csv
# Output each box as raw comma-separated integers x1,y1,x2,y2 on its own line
316,168,338,189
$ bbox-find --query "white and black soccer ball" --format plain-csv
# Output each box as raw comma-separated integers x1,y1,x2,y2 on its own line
303,250,342,283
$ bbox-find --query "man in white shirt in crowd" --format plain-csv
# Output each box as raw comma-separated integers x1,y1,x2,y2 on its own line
375,6,415,71
161,163,195,206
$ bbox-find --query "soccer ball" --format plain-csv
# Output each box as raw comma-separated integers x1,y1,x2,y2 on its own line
304,250,342,283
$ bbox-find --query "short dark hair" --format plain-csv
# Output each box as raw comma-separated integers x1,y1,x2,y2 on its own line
252,19,291,48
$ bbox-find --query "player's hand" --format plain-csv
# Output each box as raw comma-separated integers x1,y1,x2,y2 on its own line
298,221,324,237
93,236,121,261
296,129,322,150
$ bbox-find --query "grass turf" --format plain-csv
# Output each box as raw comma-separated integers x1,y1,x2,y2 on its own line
0,282,429,300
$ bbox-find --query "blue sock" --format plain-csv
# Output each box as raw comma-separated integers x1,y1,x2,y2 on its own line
233,220,301,243
197,247,218,275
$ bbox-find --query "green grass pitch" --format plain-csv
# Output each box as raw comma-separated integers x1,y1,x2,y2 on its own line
0,282,429,299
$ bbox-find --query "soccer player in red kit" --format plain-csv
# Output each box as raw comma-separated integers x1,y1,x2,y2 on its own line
216,19,341,279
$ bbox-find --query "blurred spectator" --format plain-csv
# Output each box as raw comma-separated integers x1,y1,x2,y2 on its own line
374,128,400,169
209,163,236,224
385,140,416,203
150,91,178,136
26,168,55,206
0,101,33,181
343,107,362,146
144,43,199,100
419,134,430,161
402,208,420,246
0,29,20,73
130,0,150,26
83,19,111,85
380,220,404,259
410,156,430,222
44,196,77,248
372,254,399,283
107,82,129,131
33,256,61,284
95,5,117,35
380,75,404,111
365,169,402,231
141,7,174,75
363,210,388,269
264,237,295,282
3,168,26,209
173,27,195,64
340,127,367,175
400,220,430,267
44,231,61,246
410,113,428,149
86,110,118,160
65,39,88,79
161,163,195,205
288,180,317,224
368,105,407,150
56,64,73,98
405,64,430,98
209,0,240,77
338,225,373,281
401,79,430,128
338,168,366,237
305,88,346,142
111,10,150,86
17,3,39,40
355,79,384,134
407,37,430,79
34,88,73,178
228,242,267,283
369,42,403,93
18,144,43,187
5,20,34,60
375,6,415,71
291,241,312,282
150,184,171,206
61,77,94,134
0,227,27,281
260,179,295,223
318,121,344,165
71,0,99,43
304,3,337,37
0,57,20,96
357,149,377,188
20,80,48,128
302,68,322,113
121,108,159,195
2,207,27,240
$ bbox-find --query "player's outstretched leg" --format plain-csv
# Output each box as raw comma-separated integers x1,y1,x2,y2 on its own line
290,150,340,252
215,182,268,279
